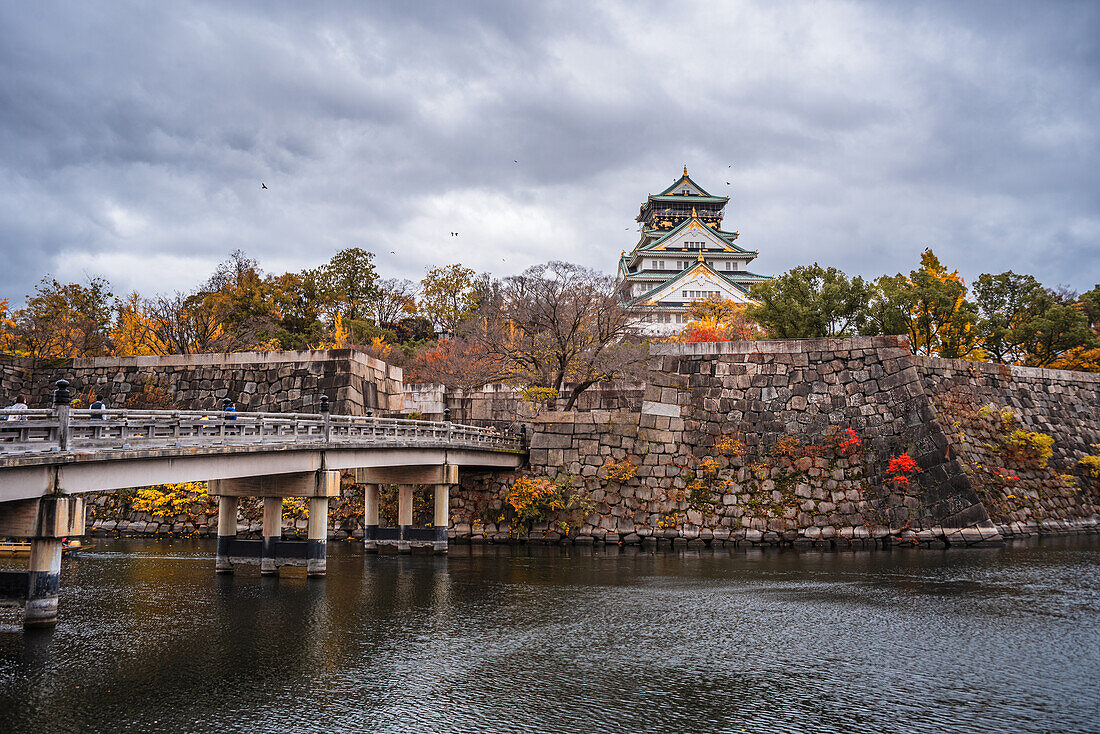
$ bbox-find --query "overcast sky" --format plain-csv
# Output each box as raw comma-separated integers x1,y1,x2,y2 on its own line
1,1,1097,302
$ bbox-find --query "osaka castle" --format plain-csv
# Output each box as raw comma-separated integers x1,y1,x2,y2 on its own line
617,166,769,334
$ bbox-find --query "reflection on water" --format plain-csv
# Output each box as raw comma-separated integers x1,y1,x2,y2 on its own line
1,538,1099,733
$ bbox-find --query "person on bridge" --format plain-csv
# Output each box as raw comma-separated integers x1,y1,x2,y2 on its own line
89,397,106,419
5,396,28,421
222,398,238,420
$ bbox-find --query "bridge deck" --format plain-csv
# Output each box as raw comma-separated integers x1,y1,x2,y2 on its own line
0,409,526,500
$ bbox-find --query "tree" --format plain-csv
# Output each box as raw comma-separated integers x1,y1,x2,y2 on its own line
478,261,646,409
867,249,980,358
112,292,160,356
678,295,758,342
973,272,1097,366
369,278,417,328
0,299,19,353
267,270,327,350
314,248,380,322
420,264,479,335
745,264,871,338
404,336,501,389
14,276,116,359
1053,285,1100,372
972,271,1045,364
142,292,235,354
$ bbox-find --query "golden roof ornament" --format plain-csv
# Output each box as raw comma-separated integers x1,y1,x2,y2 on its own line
697,252,705,262
683,164,688,177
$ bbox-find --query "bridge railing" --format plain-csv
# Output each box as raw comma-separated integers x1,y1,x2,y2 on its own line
0,408,525,455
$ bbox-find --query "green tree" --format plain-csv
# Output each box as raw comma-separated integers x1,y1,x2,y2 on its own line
973,272,1097,366
420,264,479,335
972,271,1045,363
745,263,871,338
314,248,380,322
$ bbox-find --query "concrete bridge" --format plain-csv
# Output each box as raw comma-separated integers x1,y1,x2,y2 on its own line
0,381,526,628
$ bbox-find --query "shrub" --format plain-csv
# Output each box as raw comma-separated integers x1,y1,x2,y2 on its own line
604,457,637,484
504,474,591,533
886,453,922,486
1004,429,1055,469
132,482,210,519
769,435,802,459
1080,450,1100,479
837,428,862,455
715,434,745,457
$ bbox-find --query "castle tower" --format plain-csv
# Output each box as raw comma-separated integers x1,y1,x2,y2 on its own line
617,167,769,334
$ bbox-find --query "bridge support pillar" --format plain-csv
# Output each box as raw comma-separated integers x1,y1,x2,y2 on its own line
0,495,84,629
433,484,449,554
364,484,379,552
397,485,413,554
307,497,329,577
25,538,62,628
261,497,282,576
215,496,237,574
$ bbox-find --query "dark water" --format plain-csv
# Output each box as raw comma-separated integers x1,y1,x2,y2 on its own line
1,538,1099,734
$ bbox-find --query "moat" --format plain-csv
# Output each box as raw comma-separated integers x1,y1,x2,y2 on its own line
2,538,1099,733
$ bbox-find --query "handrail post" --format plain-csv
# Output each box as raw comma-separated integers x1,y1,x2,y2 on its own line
53,379,71,452
319,394,330,443
444,407,452,443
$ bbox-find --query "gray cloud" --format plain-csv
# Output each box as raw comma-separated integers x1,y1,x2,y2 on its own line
0,0,1097,303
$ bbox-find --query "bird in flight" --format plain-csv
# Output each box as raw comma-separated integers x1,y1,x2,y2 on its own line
450,232,459,237
390,251,395,254
513,159,518,163
261,182,268,189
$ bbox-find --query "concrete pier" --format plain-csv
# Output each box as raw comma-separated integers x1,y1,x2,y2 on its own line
215,496,237,574
307,496,328,577
261,497,282,576
433,484,449,553
209,470,339,576
0,495,85,628
355,464,457,554
25,538,62,627
397,485,413,553
364,484,379,551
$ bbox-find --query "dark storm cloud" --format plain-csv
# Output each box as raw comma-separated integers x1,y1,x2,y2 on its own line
0,0,1097,301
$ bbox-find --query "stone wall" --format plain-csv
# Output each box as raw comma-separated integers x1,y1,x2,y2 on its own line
402,381,644,424
452,337,1099,548
0,349,403,415
915,357,1100,537
0,355,34,403
61,338,1100,548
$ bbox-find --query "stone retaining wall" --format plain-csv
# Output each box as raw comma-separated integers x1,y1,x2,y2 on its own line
915,357,1100,531
63,338,1100,549
0,349,403,415
452,337,1099,548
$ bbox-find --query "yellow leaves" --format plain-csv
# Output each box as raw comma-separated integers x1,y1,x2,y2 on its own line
603,457,638,484
518,387,559,405
132,482,210,519
282,497,310,520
